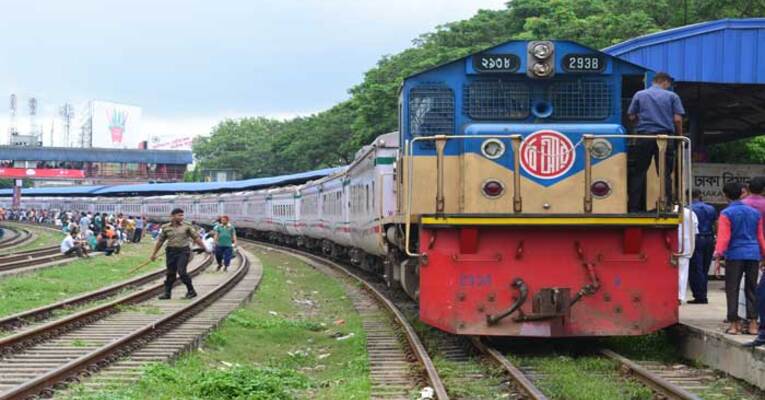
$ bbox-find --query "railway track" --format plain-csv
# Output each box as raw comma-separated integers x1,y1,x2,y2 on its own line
0,252,171,333
243,239,747,400
0,227,33,251
0,246,68,276
0,250,262,399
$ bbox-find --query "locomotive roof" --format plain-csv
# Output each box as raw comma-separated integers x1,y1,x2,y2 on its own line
403,39,651,81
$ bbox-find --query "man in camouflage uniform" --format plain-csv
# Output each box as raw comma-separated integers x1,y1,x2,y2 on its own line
149,208,210,299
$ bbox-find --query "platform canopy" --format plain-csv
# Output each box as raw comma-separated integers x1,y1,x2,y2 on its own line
0,146,192,164
0,166,345,197
605,18,765,146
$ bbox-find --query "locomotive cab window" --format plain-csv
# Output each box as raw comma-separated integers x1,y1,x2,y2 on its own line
409,85,454,136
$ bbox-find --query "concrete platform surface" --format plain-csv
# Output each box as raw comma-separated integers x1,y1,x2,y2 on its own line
677,280,765,390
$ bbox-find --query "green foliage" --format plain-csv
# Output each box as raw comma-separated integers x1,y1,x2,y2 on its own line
708,136,765,164
192,0,765,177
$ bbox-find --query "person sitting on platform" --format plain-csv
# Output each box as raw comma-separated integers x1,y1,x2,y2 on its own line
714,182,765,335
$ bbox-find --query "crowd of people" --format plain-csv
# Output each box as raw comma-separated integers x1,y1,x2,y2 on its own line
0,207,238,275
679,178,765,347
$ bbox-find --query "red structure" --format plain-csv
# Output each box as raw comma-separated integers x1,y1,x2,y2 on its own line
419,226,677,337
0,146,192,184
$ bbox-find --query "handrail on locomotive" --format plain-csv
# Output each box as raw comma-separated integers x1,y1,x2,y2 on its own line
403,133,693,258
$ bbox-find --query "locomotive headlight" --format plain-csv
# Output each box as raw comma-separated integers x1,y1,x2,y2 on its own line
532,43,552,59
590,138,613,160
532,62,552,77
481,139,506,160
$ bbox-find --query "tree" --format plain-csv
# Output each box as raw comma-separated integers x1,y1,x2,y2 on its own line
192,0,765,179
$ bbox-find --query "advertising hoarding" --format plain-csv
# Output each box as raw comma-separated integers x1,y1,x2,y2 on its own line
149,135,193,150
0,168,85,179
90,101,144,149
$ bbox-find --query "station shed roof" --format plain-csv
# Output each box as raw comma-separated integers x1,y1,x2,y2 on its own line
0,185,106,197
604,18,765,84
605,18,765,145
96,166,344,196
0,146,193,164
0,166,345,197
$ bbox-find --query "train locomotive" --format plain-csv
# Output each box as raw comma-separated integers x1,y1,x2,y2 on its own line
4,39,691,338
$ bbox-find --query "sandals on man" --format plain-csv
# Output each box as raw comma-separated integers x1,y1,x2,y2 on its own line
725,322,741,335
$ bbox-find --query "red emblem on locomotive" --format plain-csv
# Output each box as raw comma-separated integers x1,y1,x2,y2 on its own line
520,130,575,179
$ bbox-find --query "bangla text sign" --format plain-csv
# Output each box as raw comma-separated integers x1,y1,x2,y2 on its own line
693,163,765,204
0,168,86,179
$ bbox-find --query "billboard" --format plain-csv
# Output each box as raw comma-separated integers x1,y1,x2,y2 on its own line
0,168,85,179
90,101,144,149
149,135,193,150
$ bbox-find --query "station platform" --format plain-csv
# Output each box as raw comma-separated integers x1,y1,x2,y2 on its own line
677,280,765,390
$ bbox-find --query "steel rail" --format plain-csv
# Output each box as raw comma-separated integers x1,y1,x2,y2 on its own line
600,349,702,400
470,337,549,400
0,227,33,250
243,239,450,400
0,245,59,263
0,254,212,356
0,249,67,273
0,258,169,331
0,252,249,400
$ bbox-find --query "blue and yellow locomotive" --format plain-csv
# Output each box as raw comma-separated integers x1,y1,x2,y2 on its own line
396,40,690,337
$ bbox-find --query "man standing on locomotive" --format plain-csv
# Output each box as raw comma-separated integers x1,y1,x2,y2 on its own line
149,208,210,300
688,188,718,304
627,72,685,212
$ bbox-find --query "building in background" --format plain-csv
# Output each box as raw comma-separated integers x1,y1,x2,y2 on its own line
80,100,144,149
201,169,241,182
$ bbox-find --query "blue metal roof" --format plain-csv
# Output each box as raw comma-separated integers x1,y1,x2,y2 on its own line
604,18,765,84
86,166,345,196
0,167,345,197
0,146,192,164
0,185,106,197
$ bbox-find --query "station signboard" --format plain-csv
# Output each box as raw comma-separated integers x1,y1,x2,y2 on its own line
0,168,85,179
693,163,765,204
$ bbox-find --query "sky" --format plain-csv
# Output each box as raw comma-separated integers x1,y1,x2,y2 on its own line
0,0,507,147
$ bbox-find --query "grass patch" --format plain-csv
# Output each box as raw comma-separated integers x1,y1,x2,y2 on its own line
64,246,370,399
0,241,159,318
601,331,682,363
0,223,64,254
516,354,653,400
70,339,91,347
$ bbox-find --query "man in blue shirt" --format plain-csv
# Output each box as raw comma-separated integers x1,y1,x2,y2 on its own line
627,72,686,212
688,188,717,304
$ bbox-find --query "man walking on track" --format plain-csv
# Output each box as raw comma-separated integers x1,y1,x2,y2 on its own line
149,208,210,300
688,189,717,304
213,215,237,271
626,72,685,212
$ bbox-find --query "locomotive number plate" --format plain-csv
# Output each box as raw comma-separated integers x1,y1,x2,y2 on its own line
473,53,520,73
562,54,605,72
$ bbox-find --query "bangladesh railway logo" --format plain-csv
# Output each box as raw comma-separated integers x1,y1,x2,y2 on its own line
519,130,575,179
